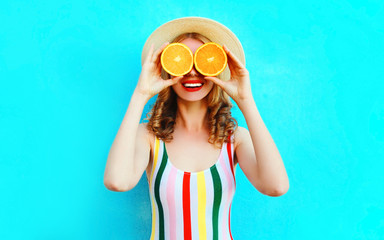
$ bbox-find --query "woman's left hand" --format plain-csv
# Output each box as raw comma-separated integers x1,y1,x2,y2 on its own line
204,45,253,104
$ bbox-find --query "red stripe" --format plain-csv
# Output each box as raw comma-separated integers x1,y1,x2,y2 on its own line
182,173,192,240
229,202,233,240
227,134,235,240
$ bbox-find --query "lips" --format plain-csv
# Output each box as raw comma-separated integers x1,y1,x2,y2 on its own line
181,79,204,92
181,79,204,85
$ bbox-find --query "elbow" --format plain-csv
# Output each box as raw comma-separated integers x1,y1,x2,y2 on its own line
104,169,138,192
266,184,289,197
104,179,132,192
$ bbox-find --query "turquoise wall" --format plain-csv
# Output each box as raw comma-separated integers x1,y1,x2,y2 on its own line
1,0,383,239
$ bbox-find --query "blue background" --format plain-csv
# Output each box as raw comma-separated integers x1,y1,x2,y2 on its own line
1,0,383,239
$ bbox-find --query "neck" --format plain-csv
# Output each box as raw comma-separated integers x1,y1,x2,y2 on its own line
175,97,209,133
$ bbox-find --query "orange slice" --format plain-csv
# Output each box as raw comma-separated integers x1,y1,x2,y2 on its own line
160,43,194,76
194,42,227,77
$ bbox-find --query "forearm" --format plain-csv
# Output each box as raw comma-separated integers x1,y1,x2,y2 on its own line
104,89,149,190
237,98,289,194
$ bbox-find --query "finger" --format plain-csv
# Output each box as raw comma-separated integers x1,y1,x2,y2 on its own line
222,46,237,74
155,60,162,75
145,43,155,63
226,57,236,73
166,76,183,87
204,76,225,89
223,44,245,69
152,42,170,63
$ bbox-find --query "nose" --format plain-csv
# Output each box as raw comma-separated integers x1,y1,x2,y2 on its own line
186,65,200,77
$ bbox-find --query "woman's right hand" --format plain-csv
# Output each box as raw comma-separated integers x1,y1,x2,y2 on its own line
135,42,183,100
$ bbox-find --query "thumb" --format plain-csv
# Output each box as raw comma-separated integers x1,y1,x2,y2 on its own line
204,76,225,89
166,76,183,87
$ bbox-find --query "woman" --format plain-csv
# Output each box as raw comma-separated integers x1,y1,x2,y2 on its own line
104,17,289,240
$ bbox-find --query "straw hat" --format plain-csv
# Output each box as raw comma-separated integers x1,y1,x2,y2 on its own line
141,16,245,81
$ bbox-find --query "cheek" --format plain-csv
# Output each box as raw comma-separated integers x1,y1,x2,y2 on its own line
171,83,178,92
171,81,184,94
205,81,214,90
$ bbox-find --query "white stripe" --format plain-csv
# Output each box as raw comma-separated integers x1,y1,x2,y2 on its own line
174,170,184,239
190,174,199,239
222,142,234,239
204,170,214,239
160,160,172,239
215,156,226,240
223,141,236,194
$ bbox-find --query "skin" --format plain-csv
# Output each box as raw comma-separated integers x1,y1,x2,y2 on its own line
170,38,214,105
105,37,289,197
147,38,230,176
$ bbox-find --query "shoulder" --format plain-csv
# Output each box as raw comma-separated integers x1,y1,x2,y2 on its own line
231,126,248,166
233,126,248,151
138,122,154,149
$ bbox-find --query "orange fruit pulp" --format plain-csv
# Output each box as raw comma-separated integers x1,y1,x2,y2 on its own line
194,42,227,77
160,43,194,76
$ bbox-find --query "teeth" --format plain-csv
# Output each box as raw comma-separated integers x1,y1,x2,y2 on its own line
183,83,203,87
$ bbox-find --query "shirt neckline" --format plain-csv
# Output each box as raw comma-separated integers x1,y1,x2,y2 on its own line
161,138,225,175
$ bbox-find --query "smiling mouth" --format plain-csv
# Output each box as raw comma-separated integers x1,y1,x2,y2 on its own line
182,83,204,88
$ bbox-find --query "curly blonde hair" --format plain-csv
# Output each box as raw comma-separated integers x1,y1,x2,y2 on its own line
144,32,237,148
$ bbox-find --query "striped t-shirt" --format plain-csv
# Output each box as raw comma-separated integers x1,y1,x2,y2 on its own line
147,134,237,240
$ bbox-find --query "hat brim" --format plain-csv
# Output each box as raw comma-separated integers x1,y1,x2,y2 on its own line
141,16,245,81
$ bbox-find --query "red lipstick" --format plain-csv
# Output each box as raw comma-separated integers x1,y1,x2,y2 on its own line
181,79,204,92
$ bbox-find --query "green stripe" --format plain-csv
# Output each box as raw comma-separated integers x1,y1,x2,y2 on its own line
154,140,168,240
211,166,222,240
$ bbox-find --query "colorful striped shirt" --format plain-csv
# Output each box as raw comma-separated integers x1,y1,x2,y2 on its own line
147,134,237,240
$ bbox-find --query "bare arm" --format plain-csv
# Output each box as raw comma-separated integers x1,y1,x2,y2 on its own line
237,100,289,196
103,91,149,191
103,42,182,192
205,44,289,196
